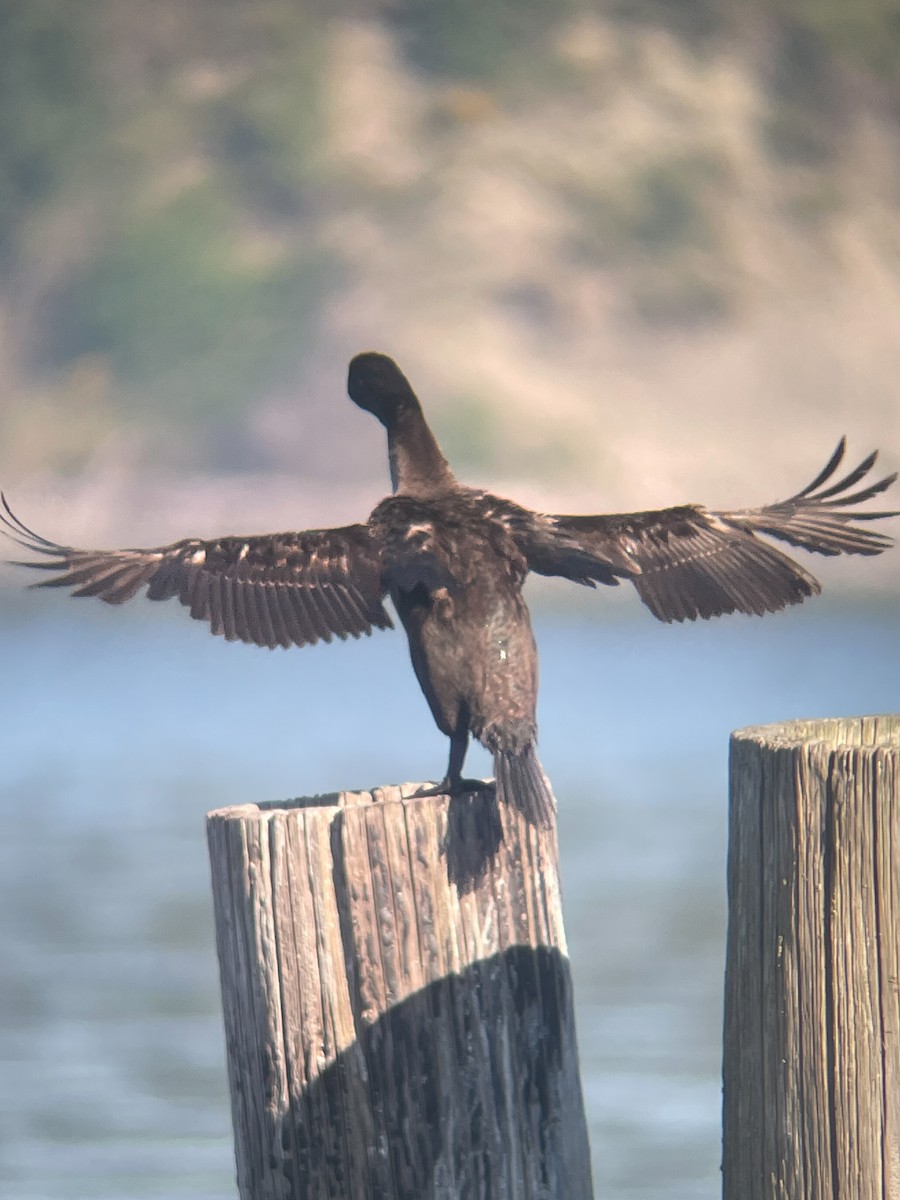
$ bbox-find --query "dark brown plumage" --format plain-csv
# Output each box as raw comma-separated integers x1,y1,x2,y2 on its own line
2,352,897,833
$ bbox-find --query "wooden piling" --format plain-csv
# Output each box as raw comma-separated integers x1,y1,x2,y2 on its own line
724,716,900,1199
207,782,594,1200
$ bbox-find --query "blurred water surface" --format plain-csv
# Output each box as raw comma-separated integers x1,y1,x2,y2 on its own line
1,590,898,1199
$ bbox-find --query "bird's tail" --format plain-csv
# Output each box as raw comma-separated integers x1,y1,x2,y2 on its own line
493,745,556,830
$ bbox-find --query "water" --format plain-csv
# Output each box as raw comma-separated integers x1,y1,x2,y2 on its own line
1,587,898,1199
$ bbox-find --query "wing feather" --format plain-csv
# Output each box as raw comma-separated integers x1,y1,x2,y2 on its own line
267,571,292,647
0,498,393,649
292,586,331,644
548,441,896,623
220,573,239,643
189,567,210,621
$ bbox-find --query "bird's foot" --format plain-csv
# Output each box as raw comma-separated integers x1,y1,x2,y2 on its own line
413,777,493,799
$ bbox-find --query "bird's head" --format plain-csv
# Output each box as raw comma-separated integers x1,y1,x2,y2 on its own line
347,352,419,426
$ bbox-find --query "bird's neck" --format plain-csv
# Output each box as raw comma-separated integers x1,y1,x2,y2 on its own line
387,404,457,497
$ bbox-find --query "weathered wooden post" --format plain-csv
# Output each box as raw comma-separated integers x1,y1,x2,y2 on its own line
724,716,900,1199
207,782,594,1200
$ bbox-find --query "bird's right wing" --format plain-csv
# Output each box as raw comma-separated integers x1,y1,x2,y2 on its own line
547,439,897,623
0,497,392,649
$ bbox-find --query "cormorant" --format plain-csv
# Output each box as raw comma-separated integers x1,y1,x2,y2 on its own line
2,352,897,831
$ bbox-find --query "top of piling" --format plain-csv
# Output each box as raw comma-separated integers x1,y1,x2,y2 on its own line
206,781,488,822
732,714,900,751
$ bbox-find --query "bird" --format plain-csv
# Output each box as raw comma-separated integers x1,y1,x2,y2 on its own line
2,351,897,834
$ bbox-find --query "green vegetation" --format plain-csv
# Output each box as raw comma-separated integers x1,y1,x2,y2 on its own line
567,152,732,323
203,20,327,220
569,152,729,263
610,0,730,41
622,157,722,254
391,0,578,82
768,0,900,80
0,1,105,266
42,187,340,425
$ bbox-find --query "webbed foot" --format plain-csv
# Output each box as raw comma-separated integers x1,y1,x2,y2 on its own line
413,777,493,799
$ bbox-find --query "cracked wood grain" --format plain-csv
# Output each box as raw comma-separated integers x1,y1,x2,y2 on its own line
724,717,900,1200
207,784,593,1200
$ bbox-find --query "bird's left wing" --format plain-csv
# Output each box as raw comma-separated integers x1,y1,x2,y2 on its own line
547,439,898,623
0,496,392,648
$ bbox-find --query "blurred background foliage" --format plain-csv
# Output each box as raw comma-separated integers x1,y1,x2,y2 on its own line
0,1,104,266
388,0,580,81
1,0,900,489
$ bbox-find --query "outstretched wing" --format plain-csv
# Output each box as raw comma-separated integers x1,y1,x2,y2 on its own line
548,439,897,623
0,497,393,649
